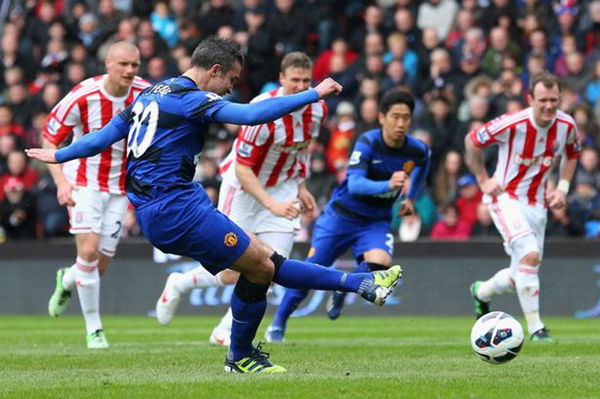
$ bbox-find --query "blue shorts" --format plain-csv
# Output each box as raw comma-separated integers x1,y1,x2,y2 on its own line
307,204,393,266
136,185,250,275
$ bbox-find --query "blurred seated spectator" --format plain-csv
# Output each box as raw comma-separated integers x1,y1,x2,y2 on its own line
546,201,585,237
313,38,358,83
0,151,40,201
574,147,600,191
150,1,179,48
553,33,578,78
354,98,379,138
568,174,600,238
268,0,308,54
0,134,19,175
455,174,482,227
392,184,437,238
7,83,34,129
325,102,355,173
305,152,337,211
432,149,462,204
32,172,68,237
470,202,500,238
571,104,600,149
430,202,471,240
383,33,418,81
445,8,476,54
584,59,600,107
381,59,412,93
418,95,460,168
0,177,37,239
417,0,459,42
0,105,26,139
198,0,235,39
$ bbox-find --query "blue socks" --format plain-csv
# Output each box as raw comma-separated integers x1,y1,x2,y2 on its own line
229,276,269,361
273,258,369,292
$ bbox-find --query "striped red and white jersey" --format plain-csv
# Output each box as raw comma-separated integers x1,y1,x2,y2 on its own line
469,107,581,206
43,75,149,195
220,87,327,188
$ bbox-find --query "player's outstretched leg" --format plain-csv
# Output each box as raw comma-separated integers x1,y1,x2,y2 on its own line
470,267,515,319
73,258,107,349
156,273,183,325
48,267,72,317
326,291,347,320
270,253,403,307
265,288,309,342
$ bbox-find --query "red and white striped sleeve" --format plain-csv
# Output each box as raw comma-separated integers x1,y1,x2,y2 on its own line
469,111,526,148
564,119,582,160
42,91,82,145
235,123,273,168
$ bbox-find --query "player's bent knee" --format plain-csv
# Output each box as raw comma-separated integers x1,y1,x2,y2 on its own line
511,234,540,265
234,274,269,302
519,252,540,266
219,269,240,285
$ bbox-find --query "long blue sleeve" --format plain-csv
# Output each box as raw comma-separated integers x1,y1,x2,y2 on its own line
55,116,129,163
212,89,320,125
407,155,431,200
347,174,391,196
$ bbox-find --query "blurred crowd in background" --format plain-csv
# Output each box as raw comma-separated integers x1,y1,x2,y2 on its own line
1,0,600,243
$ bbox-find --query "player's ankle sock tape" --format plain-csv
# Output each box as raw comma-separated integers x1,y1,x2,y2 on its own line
366,262,388,272
270,251,286,279
234,275,269,302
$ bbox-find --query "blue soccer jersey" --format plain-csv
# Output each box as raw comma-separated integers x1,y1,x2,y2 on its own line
328,129,430,221
121,76,228,207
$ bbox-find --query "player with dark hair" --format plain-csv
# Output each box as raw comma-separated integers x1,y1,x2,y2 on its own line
26,36,402,373
266,89,431,341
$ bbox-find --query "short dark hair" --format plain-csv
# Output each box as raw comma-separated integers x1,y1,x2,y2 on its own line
379,88,414,114
529,70,560,96
191,36,243,73
280,52,313,72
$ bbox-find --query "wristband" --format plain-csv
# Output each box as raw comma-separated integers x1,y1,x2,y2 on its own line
556,179,570,194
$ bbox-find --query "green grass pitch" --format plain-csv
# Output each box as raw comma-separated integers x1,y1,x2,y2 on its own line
1,315,599,398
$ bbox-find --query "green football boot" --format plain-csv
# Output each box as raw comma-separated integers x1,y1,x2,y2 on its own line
358,265,403,306
530,327,553,343
224,343,286,373
48,268,72,317
470,281,490,319
86,330,109,349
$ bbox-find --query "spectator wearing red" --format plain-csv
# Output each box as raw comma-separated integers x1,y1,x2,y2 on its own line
455,174,482,227
325,102,355,173
430,202,472,240
0,151,40,201
313,38,357,83
0,105,26,139
0,176,38,239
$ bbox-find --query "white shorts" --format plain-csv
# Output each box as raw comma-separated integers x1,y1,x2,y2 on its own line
487,193,546,259
68,186,129,257
218,179,300,234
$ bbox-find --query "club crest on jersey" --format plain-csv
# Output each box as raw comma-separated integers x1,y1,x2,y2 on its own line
403,161,415,173
224,232,238,247
307,247,316,258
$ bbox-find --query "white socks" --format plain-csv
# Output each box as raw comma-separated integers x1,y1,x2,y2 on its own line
74,257,103,334
215,307,233,332
476,268,515,302
515,263,544,334
62,265,77,291
174,266,224,293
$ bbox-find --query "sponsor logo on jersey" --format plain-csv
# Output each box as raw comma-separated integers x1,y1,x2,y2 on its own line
403,161,415,173
476,127,491,143
224,232,238,247
515,154,555,167
349,151,361,166
46,117,60,135
237,142,254,158
277,141,310,153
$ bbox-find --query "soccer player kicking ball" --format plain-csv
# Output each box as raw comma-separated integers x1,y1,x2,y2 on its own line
465,71,580,342
27,36,402,373
43,42,149,348
265,89,431,342
154,51,326,347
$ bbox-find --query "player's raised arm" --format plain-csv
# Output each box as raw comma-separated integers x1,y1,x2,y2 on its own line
212,78,342,126
27,113,130,164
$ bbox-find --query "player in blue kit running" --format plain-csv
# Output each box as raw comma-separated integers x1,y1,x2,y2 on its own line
26,36,402,374
265,89,430,342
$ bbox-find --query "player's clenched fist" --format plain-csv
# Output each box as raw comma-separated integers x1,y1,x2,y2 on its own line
314,78,343,99
389,171,407,190
25,148,58,164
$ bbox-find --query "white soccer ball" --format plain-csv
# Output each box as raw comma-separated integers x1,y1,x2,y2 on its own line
470,311,524,364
